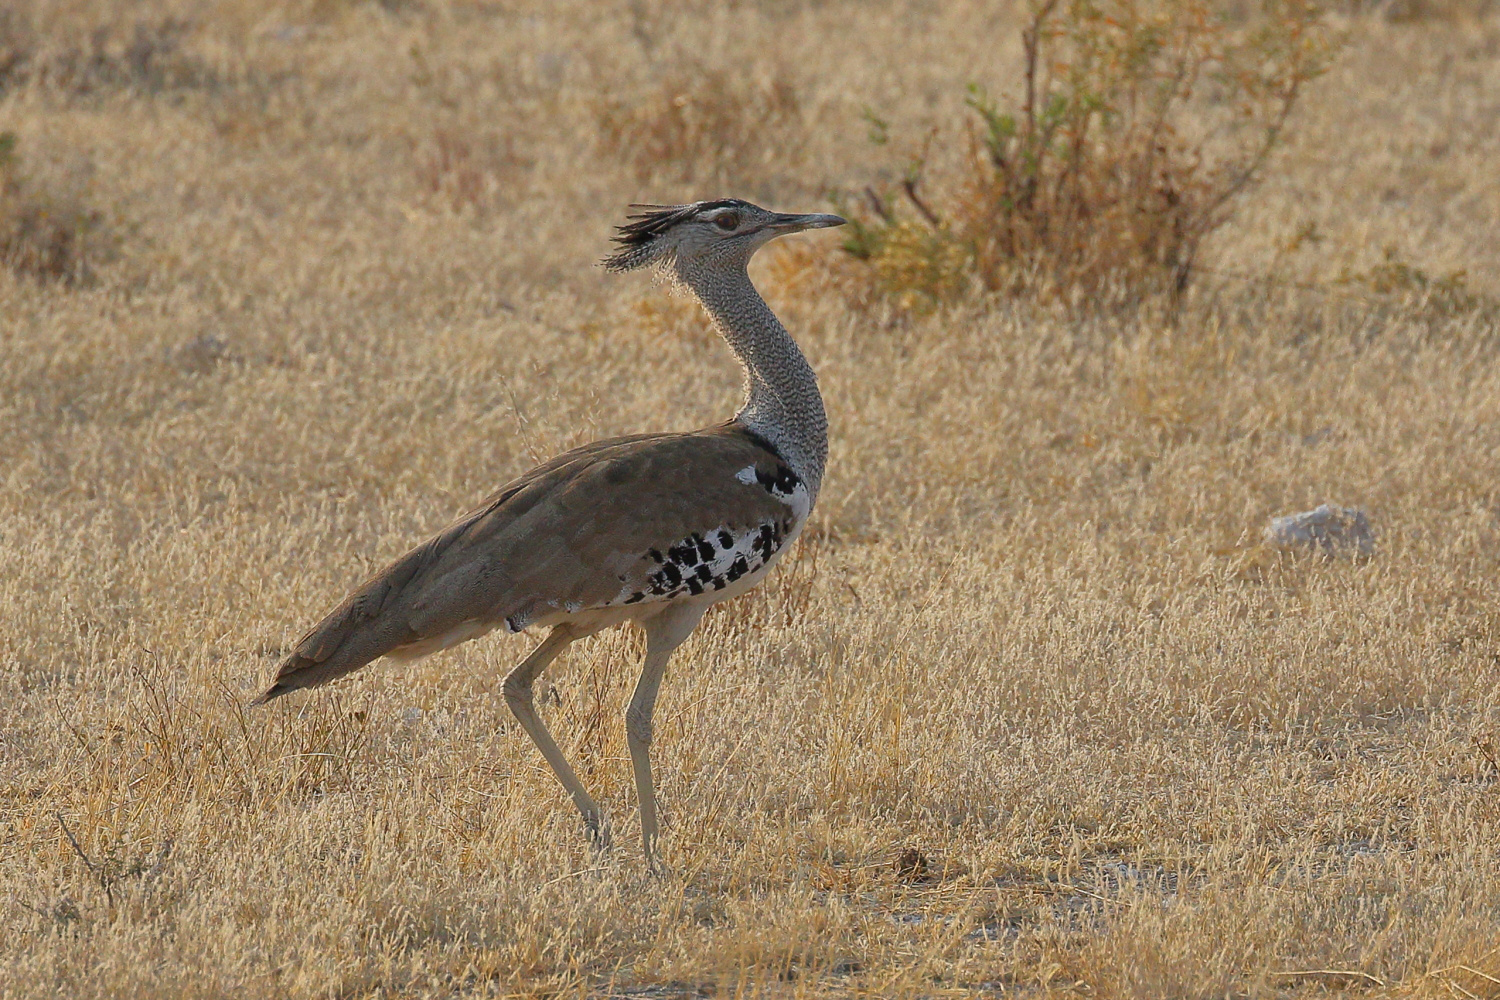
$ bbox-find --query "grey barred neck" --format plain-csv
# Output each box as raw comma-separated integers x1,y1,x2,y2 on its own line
677,261,828,497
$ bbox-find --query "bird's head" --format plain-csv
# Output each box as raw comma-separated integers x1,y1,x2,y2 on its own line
603,199,845,276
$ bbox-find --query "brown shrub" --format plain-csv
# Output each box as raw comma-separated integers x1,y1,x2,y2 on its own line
0,16,214,97
1345,0,1496,21
1335,244,1492,318
0,132,110,285
597,65,801,188
843,0,1333,309
410,127,531,216
0,10,32,93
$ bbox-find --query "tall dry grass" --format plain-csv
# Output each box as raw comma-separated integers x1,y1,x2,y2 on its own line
2,1,1500,997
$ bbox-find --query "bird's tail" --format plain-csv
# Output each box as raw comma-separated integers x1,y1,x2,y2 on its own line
253,658,319,705
253,589,416,705
252,488,495,706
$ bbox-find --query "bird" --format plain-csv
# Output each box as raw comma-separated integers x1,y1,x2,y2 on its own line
255,198,845,867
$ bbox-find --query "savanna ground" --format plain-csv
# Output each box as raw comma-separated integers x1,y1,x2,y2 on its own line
3,1,1500,997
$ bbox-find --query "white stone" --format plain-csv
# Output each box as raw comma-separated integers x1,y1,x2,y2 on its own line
1265,504,1374,556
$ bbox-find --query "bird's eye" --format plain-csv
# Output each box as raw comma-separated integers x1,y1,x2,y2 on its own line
714,212,740,231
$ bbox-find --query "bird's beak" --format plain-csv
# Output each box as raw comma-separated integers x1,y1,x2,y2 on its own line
769,212,847,233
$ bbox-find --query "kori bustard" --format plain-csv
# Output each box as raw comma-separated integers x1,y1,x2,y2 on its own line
256,199,844,866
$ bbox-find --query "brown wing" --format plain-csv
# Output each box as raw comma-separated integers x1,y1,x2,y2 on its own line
256,423,800,701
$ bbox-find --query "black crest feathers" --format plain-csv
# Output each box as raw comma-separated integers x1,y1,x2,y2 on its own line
602,199,748,271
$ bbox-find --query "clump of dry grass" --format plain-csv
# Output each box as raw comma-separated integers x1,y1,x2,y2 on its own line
410,127,532,216
0,13,212,97
843,0,1332,308
1347,0,1496,21
1336,243,1492,318
597,65,802,188
0,131,109,284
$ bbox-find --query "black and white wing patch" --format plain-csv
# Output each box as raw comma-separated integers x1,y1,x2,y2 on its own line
607,460,809,607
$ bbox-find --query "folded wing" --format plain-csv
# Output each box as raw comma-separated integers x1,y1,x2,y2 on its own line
256,423,803,702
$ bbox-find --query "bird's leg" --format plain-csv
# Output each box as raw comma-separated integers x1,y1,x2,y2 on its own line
502,625,610,850
627,603,706,872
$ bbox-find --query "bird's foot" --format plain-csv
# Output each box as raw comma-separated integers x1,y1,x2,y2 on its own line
584,816,613,855
644,841,670,878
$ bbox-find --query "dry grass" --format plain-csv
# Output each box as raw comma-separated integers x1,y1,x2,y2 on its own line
0,131,111,284
597,65,802,190
2,1,1500,997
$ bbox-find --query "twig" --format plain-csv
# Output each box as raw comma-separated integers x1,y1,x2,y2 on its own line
899,128,943,229
144,839,175,880
1457,966,1500,988
1271,969,1387,988
663,680,753,729
1056,884,1127,908
57,813,114,908
697,724,756,797
901,178,941,228
1429,954,1500,985
1022,0,1062,139
1473,735,1498,773
540,865,609,887
55,813,97,877
1443,979,1481,1000
12,897,45,918
503,377,543,467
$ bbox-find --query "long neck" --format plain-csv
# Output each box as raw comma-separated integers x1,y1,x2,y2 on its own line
680,264,828,497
